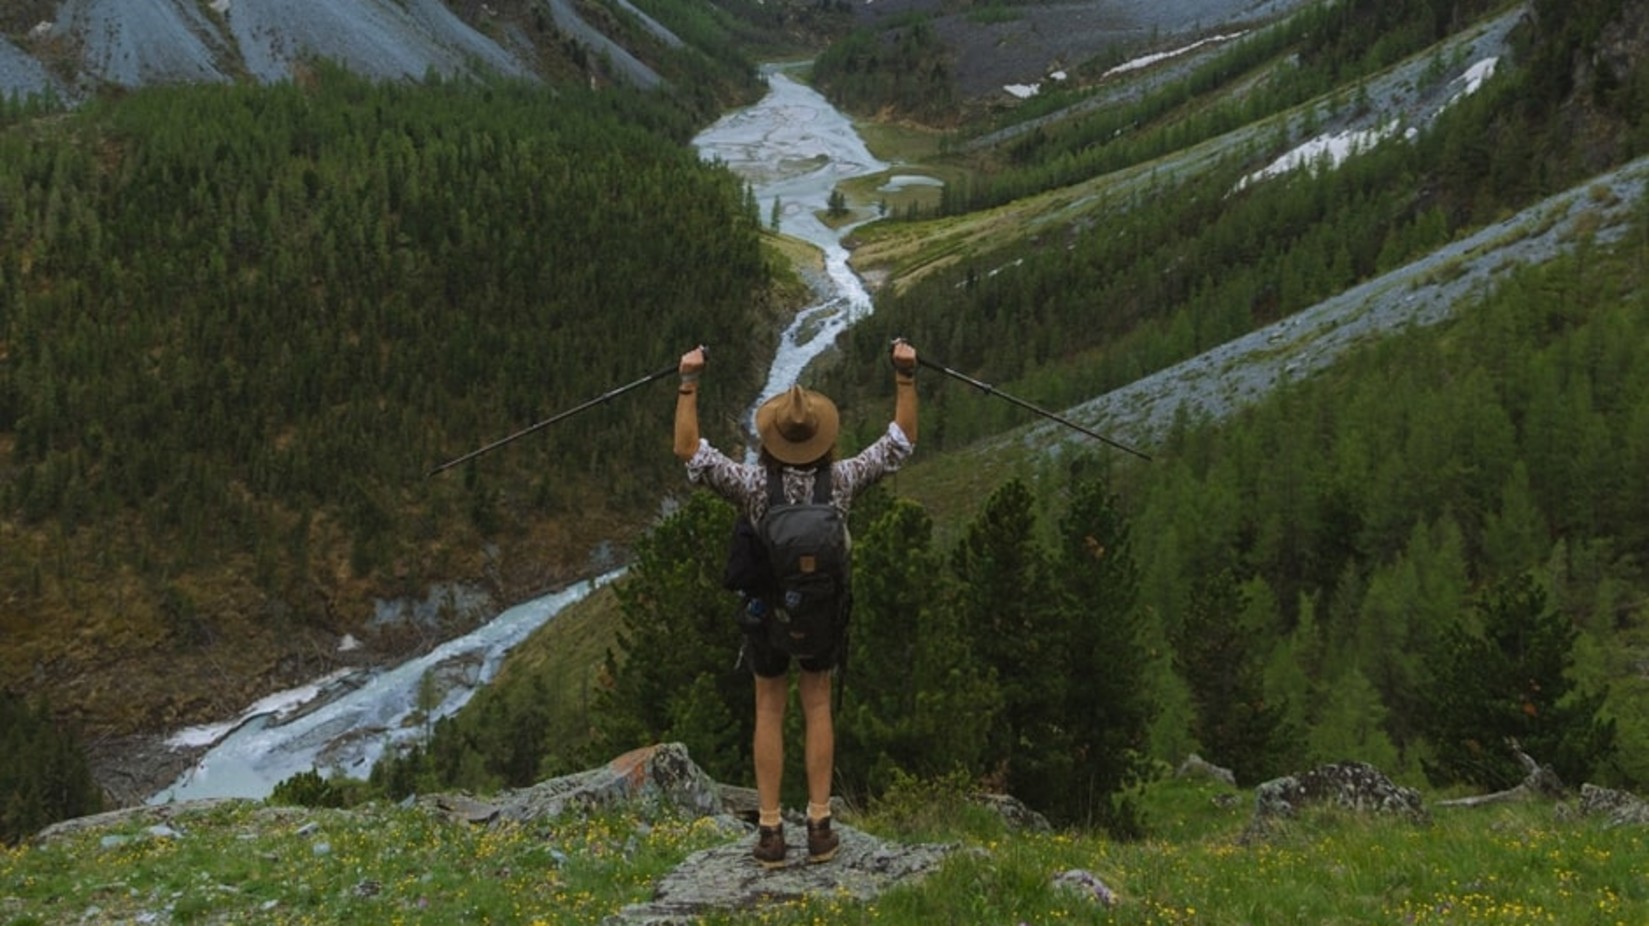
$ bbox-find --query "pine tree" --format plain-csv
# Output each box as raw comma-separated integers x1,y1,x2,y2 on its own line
1052,475,1154,834
950,479,1065,807
586,493,750,785
837,497,999,801
0,692,102,845
1172,570,1293,785
1306,668,1402,771
668,672,743,780
1420,573,1616,789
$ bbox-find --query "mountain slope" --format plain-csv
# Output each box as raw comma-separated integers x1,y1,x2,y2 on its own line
848,5,1561,461
0,0,736,100
7,0,517,93
6,0,1649,822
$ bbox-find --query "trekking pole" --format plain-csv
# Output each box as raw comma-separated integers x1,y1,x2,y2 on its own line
915,354,1152,461
427,359,681,476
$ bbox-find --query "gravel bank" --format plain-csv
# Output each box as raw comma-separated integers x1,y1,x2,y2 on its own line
1026,153,1649,457
0,33,57,100
53,0,228,88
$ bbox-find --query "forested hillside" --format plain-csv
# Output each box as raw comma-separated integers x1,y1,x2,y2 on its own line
6,0,1649,852
388,207,1649,814
816,0,1649,796
368,0,1649,836
826,0,1647,450
0,68,776,749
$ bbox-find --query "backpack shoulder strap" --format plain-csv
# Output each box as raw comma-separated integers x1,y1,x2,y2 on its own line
765,462,785,509
811,462,832,504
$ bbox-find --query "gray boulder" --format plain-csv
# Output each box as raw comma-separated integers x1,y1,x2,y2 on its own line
1573,784,1649,827
1175,753,1237,788
424,742,725,825
1052,868,1118,908
605,820,957,926
1252,762,1428,823
972,792,1052,832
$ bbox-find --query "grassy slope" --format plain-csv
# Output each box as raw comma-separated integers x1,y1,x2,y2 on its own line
4,776,1645,924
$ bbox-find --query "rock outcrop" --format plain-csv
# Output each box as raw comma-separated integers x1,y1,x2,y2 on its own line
1571,784,1649,827
42,742,962,923
416,743,961,925
1253,761,1428,822
605,820,958,926
433,743,727,825
971,792,1052,832
1175,753,1237,788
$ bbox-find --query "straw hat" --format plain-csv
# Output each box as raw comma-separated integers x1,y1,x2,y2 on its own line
755,385,839,465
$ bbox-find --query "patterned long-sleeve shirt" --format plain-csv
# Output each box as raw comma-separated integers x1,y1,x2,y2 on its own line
684,422,914,522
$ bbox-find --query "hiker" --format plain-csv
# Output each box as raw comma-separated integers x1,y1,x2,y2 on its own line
673,340,918,867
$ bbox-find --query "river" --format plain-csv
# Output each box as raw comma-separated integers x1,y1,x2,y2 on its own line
694,65,890,443
147,67,888,804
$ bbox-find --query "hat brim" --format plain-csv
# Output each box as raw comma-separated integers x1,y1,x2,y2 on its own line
755,388,839,465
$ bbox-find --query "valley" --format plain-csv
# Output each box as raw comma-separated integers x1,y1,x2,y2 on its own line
4,0,1649,847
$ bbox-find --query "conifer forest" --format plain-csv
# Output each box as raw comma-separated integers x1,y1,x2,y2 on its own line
5,0,1649,843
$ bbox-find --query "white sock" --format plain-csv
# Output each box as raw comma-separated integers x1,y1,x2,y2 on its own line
759,808,782,828
807,801,831,822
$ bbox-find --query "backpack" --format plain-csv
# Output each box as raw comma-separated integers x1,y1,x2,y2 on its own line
722,464,851,662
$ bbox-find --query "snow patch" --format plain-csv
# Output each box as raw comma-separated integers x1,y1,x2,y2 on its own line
1104,32,1247,78
1450,56,1498,105
1236,56,1501,192
1004,70,1066,100
1235,121,1403,191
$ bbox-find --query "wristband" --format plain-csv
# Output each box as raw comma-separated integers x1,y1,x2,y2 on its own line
680,371,700,385
678,383,698,395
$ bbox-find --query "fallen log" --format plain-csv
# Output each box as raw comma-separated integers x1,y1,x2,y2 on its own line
1436,740,1565,808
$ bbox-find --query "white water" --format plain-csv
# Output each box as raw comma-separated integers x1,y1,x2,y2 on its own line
148,67,886,803
694,66,890,447
149,575,620,803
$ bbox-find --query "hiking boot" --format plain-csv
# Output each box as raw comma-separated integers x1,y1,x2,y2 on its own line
806,816,839,864
753,824,786,869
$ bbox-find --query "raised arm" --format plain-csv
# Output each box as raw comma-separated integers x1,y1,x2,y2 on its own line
674,346,705,461
892,339,918,444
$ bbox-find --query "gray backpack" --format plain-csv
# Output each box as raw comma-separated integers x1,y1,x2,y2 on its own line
756,464,850,661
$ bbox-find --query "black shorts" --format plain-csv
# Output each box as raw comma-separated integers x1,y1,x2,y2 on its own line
743,627,838,677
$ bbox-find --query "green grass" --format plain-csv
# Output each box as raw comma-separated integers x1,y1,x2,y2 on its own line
5,778,1644,925
1,802,734,925
487,580,624,700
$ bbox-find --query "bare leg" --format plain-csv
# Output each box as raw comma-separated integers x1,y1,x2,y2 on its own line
797,669,834,814
753,673,789,825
